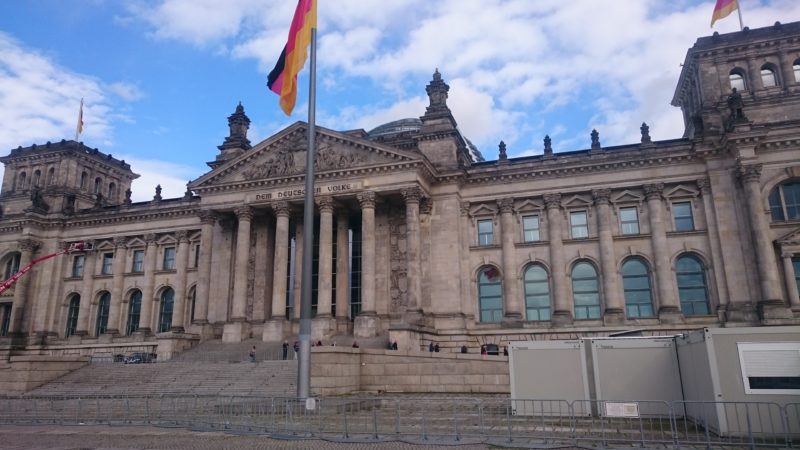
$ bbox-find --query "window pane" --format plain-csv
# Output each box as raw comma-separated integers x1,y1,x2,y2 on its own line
524,265,550,321
769,188,785,221
782,183,800,220
478,267,503,322
163,247,176,270
522,215,540,242
72,255,85,278
620,207,640,235
478,219,493,246
795,63,800,82
761,68,776,88
672,202,694,231
132,250,144,272
730,72,746,91
572,262,596,279
573,279,598,292
477,220,492,233
676,255,710,316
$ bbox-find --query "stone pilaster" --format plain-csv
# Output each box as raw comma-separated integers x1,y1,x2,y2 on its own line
224,206,252,342
194,210,216,326
402,187,423,323
75,241,97,336
264,201,291,341
354,190,379,337
106,236,127,335
497,198,522,321
138,234,158,335
737,164,793,320
592,189,623,323
544,194,571,325
170,230,190,333
644,183,682,323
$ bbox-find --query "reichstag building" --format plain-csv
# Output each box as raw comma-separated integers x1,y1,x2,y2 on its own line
1,21,799,356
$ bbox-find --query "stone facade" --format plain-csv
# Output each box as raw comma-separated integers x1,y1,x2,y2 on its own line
0,23,799,358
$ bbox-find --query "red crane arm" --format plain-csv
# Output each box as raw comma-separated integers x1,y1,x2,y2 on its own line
0,242,85,295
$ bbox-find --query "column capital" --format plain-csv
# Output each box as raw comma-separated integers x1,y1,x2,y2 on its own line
497,198,515,214
175,230,189,243
357,190,376,209
144,233,158,245
18,238,40,252
419,198,432,215
401,187,423,204
271,200,291,217
460,201,471,216
643,183,664,200
543,193,562,210
317,195,335,213
781,250,794,259
234,206,253,221
113,236,128,248
696,178,711,195
197,209,218,225
736,163,762,183
591,189,611,205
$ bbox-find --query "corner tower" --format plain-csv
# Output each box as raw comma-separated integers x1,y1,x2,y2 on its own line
416,70,473,170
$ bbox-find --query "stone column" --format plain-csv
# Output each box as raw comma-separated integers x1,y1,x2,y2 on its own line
697,179,730,317
778,52,796,90
313,196,334,338
545,194,572,325
402,187,423,322
107,236,127,335
459,202,474,321
75,243,97,336
264,201,290,341
224,206,252,342
644,183,682,322
38,241,70,336
592,189,623,323
781,251,800,312
9,239,38,335
498,198,522,320
737,164,791,319
194,210,216,326
335,209,350,332
170,230,190,333
354,190,379,337
292,220,303,321
139,234,158,334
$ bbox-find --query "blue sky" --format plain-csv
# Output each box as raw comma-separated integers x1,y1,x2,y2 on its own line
1,0,798,201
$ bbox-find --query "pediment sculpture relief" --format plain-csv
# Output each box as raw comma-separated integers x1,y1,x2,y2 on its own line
241,141,367,181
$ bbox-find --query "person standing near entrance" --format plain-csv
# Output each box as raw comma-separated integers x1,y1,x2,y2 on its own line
249,345,256,363
282,341,289,360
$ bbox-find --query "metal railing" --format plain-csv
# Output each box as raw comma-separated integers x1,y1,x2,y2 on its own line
0,395,796,448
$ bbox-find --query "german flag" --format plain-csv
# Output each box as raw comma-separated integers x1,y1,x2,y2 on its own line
710,0,738,27
267,0,316,115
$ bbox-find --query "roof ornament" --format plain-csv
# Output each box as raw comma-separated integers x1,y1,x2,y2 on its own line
640,122,651,144
425,68,450,111
153,184,162,202
543,135,553,156
590,129,601,150
498,141,507,162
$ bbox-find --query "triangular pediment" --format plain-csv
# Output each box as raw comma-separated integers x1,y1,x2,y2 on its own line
665,185,699,199
189,122,422,190
470,203,498,217
562,194,592,208
612,190,644,205
777,227,800,246
516,199,544,212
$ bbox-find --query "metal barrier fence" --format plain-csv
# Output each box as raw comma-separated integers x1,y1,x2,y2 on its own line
0,395,797,448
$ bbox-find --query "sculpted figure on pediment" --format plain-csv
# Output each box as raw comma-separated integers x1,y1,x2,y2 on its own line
314,142,366,172
242,147,298,180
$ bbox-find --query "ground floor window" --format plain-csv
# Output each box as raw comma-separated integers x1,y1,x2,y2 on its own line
572,261,600,319
523,264,550,321
622,258,654,318
65,295,80,336
94,292,110,336
478,266,503,322
158,288,174,332
676,254,710,315
0,303,11,336
127,290,141,335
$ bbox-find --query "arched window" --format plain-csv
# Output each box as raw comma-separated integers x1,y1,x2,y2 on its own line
523,264,550,321
3,252,20,280
676,254,710,316
768,181,800,222
47,167,55,185
572,261,600,319
95,292,110,336
794,60,800,83
17,172,27,190
126,290,142,336
729,70,746,91
94,177,102,194
158,287,174,332
32,170,41,186
65,295,80,336
760,66,777,88
477,267,503,322
108,182,116,200
622,258,654,318
80,172,87,189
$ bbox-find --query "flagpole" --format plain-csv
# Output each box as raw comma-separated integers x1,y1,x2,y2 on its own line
297,25,316,400
736,0,744,31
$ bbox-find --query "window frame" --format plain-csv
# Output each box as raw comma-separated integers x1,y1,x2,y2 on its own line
65,295,80,337
158,288,175,332
4,253,20,280
162,246,176,270
769,182,800,222
619,206,640,235
523,264,550,321
131,249,144,273
569,210,589,239
477,267,503,322
477,218,494,246
571,261,601,320
521,214,541,243
71,255,85,278
95,292,110,336
101,252,113,275
729,70,747,91
737,342,800,395
672,201,695,232
126,290,142,336
760,65,777,88
676,254,711,316
621,258,654,318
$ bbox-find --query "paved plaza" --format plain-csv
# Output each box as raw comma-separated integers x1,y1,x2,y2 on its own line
0,424,531,450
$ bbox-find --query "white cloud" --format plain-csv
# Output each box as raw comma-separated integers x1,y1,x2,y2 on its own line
108,82,144,102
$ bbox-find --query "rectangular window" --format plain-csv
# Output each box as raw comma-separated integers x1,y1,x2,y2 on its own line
101,252,113,275
570,211,588,239
477,219,494,246
673,202,694,231
737,342,800,394
522,215,540,242
163,247,176,270
619,207,640,235
193,244,200,268
132,250,144,273
71,255,85,278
